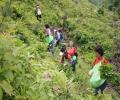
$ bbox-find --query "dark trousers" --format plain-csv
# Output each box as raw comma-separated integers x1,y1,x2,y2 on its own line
71,61,77,72
60,52,69,63
48,41,54,54
94,81,107,95
71,64,76,72
36,15,41,20
56,39,61,47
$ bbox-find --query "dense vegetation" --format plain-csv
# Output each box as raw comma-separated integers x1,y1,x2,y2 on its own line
0,0,120,100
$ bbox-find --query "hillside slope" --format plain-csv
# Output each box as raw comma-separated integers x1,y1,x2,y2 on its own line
0,0,120,100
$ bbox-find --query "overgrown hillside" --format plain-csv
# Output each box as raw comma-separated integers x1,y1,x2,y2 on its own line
0,0,120,100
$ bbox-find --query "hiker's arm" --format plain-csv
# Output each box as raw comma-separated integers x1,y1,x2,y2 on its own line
89,68,93,76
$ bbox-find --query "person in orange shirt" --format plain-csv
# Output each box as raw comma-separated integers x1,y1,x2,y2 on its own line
92,45,109,95
93,45,109,66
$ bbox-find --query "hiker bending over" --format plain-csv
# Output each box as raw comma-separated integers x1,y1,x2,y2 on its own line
55,29,63,47
35,5,42,20
60,41,77,64
89,45,109,96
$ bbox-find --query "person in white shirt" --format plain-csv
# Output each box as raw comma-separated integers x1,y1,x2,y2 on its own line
35,5,42,20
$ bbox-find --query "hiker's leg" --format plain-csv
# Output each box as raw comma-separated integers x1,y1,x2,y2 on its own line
57,40,60,47
39,15,41,21
94,87,100,96
56,40,59,47
48,43,51,52
39,15,42,18
61,55,65,63
50,41,54,54
59,40,62,48
100,81,107,94
48,41,53,52
37,15,39,20
72,64,76,72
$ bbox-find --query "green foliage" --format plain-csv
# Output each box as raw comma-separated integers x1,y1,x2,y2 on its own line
0,35,17,98
0,0,12,17
0,0,120,99
98,7,104,15
89,0,120,17
100,63,114,80
101,63,120,91
0,88,3,100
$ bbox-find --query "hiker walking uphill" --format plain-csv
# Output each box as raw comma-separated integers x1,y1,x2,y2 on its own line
55,29,63,47
89,45,109,96
44,24,54,54
35,5,42,21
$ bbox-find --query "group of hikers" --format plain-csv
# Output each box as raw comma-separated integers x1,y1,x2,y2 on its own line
35,4,110,96
44,23,78,72
44,23,109,96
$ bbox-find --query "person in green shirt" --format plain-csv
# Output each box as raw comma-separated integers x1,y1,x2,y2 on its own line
46,35,54,54
89,45,108,96
70,52,78,72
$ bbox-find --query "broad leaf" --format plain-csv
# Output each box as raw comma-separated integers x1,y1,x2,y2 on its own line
0,70,14,82
0,80,13,95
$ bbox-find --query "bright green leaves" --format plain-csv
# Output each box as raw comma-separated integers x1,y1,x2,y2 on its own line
0,70,14,82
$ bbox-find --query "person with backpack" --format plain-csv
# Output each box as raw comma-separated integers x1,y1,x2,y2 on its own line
60,41,77,63
35,5,42,21
44,24,54,54
47,35,54,54
89,45,109,96
70,52,78,72
67,41,77,59
55,29,63,47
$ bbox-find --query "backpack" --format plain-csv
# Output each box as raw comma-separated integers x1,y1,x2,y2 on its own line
72,56,77,63
56,32,63,41
67,47,77,57
46,35,53,44
89,62,106,88
60,33,63,40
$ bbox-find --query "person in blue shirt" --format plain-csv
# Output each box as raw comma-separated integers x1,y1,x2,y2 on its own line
55,30,63,47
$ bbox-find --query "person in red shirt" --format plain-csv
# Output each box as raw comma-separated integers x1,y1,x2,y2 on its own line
93,45,109,66
60,41,77,63
66,46,77,59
